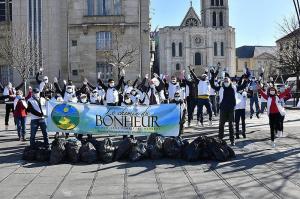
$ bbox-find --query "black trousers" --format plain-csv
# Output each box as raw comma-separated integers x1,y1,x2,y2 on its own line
209,95,217,115
218,109,234,142
5,103,14,125
278,115,285,132
235,109,246,134
269,113,281,141
186,96,196,123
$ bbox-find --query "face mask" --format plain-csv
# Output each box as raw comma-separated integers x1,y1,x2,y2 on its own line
270,90,275,95
224,82,230,87
16,95,22,100
44,79,49,84
83,81,88,85
125,99,131,103
171,80,176,84
109,83,115,87
175,97,180,101
232,82,237,86
67,88,73,93
131,91,137,95
57,97,63,102
8,83,12,89
81,98,87,103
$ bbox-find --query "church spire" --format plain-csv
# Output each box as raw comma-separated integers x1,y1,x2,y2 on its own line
190,0,193,7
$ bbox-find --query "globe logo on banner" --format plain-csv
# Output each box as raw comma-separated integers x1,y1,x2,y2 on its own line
51,103,80,130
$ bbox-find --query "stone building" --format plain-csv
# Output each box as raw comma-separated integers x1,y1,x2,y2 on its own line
11,0,150,86
236,46,277,78
0,0,12,85
158,0,236,77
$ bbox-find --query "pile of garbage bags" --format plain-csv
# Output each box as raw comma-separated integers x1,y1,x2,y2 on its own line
23,134,235,164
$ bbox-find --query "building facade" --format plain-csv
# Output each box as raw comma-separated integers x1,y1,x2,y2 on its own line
236,46,277,78
0,0,12,85
11,0,150,86
158,0,236,77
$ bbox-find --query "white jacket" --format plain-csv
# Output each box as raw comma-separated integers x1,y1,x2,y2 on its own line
3,87,16,104
197,80,210,96
168,83,181,100
106,87,119,104
28,97,46,120
267,96,286,116
235,91,247,110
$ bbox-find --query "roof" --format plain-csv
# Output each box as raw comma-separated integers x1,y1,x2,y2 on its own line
236,46,276,58
276,28,300,43
180,6,201,27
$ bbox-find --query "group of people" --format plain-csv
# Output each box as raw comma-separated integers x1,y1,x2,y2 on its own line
1,66,293,148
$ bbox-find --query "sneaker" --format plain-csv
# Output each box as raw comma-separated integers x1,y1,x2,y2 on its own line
188,122,191,127
197,121,203,127
250,115,253,119
256,113,260,119
208,120,212,126
276,131,281,138
235,134,240,139
231,141,235,146
272,141,276,148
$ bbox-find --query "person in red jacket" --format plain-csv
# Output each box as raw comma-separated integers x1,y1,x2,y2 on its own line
258,84,292,148
14,90,28,141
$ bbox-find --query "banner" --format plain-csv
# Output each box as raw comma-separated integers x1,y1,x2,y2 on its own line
46,100,180,136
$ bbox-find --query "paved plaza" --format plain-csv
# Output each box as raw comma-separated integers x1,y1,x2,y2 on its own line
0,104,299,199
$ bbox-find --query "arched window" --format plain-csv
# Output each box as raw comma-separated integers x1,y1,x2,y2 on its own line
221,42,224,56
220,0,224,6
216,0,219,6
172,42,176,57
176,63,180,71
214,42,218,56
212,12,217,27
179,42,183,57
219,12,223,27
211,0,214,6
195,53,202,65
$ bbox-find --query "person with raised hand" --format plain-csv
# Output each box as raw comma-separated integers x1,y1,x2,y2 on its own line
36,68,54,99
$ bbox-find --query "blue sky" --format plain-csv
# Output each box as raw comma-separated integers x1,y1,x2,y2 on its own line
151,0,295,47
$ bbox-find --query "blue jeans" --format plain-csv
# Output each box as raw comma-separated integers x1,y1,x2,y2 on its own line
30,119,49,147
250,94,260,115
196,98,212,123
16,116,26,138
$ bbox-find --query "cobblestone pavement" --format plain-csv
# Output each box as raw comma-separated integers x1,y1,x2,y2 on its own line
0,104,299,199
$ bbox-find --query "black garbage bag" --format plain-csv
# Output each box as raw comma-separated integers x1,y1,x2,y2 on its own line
23,146,36,161
195,136,213,160
99,138,116,163
129,142,148,162
36,147,51,162
163,137,184,159
207,138,230,162
226,145,236,159
147,133,165,160
65,138,82,163
50,138,66,164
115,137,136,161
79,142,97,164
183,140,200,162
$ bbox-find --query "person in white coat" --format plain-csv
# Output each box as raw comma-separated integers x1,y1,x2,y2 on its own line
235,89,247,139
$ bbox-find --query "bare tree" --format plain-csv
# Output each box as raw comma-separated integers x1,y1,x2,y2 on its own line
104,30,138,79
276,15,300,94
0,25,44,92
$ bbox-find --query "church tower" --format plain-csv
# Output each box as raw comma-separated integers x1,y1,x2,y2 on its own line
201,0,229,28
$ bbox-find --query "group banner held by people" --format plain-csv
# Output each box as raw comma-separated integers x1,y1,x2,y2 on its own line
46,100,181,136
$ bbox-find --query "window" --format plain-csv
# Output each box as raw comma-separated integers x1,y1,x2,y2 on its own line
195,53,202,65
87,0,94,15
176,63,180,71
114,0,121,15
0,66,13,85
211,0,214,6
214,42,218,56
96,32,112,50
96,62,112,83
0,0,11,22
179,42,183,57
216,0,219,6
220,0,224,6
72,70,78,76
221,42,224,56
219,12,223,26
212,12,217,27
172,42,176,57
72,40,78,46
